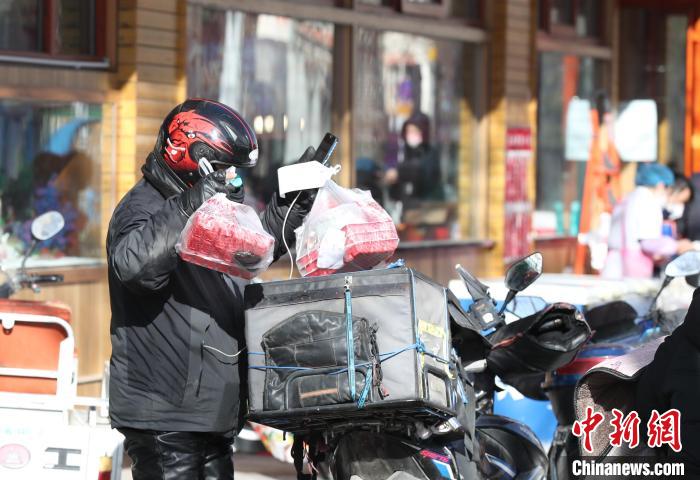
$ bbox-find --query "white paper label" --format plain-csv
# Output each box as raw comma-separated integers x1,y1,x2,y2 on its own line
614,100,658,162
565,97,593,161
277,161,340,198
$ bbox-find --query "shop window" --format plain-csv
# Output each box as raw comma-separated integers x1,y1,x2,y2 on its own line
0,100,106,263
459,0,483,23
619,7,688,172
539,0,603,41
354,28,483,242
187,6,334,211
401,0,451,17
358,0,482,23
358,0,398,6
56,0,98,56
0,1,42,52
536,52,607,226
0,0,111,64
551,0,575,26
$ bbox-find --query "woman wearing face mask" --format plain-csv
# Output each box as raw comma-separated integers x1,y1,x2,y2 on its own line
664,172,693,222
602,163,695,279
385,112,444,203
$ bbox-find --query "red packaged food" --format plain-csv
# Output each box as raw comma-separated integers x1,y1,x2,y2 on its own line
177,194,275,279
295,180,399,277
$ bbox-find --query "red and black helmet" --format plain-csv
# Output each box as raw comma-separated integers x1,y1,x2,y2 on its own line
156,99,258,177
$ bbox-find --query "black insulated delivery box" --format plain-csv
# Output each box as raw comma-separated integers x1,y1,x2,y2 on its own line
244,267,470,433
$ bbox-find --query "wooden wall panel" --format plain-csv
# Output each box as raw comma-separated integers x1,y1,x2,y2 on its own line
484,0,535,276
0,0,184,396
0,65,108,100
117,1,186,177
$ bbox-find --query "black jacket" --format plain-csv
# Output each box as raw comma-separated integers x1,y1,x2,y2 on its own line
389,144,444,204
634,288,700,472
679,174,700,241
107,153,302,433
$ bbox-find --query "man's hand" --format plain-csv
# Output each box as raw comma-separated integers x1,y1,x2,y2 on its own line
176,170,244,216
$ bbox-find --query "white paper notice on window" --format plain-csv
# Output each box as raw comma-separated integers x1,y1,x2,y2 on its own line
565,97,594,161
614,100,658,162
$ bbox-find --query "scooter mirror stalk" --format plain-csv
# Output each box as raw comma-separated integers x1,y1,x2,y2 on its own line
647,251,700,316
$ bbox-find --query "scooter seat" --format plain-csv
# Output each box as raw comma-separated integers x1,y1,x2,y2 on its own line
0,299,73,395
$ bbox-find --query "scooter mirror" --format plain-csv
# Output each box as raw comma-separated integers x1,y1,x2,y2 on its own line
30,211,65,241
505,252,543,293
500,252,544,316
664,251,700,279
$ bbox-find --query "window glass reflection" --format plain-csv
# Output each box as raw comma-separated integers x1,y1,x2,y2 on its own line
354,28,482,241
0,101,104,260
0,0,42,52
188,7,334,210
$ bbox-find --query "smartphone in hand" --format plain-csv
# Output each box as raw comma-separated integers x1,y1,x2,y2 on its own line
312,132,339,165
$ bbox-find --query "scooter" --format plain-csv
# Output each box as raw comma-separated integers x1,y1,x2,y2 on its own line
311,253,590,480
0,211,123,480
544,251,700,480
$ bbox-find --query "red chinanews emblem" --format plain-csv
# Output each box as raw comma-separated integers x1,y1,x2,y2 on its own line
163,111,234,173
0,443,31,469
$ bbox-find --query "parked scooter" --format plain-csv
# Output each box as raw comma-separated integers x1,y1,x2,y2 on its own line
0,210,123,480
306,253,591,480
544,251,700,480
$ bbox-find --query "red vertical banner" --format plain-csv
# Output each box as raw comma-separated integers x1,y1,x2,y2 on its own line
504,127,533,263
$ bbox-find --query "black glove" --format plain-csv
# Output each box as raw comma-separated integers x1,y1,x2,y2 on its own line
176,170,244,216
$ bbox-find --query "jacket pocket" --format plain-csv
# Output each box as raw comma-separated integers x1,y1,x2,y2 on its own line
181,311,243,412
179,307,210,408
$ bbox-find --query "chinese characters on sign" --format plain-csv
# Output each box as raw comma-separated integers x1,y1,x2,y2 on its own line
504,127,532,263
573,407,682,453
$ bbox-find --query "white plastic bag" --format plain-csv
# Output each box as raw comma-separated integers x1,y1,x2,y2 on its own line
295,180,398,277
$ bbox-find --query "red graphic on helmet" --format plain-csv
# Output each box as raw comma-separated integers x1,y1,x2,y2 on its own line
163,111,234,173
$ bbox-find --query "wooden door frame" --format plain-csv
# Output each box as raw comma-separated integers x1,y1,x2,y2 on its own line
687,17,700,175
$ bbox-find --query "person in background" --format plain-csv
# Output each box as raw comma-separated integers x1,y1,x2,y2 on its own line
664,172,693,223
602,163,695,279
678,173,700,241
385,112,443,204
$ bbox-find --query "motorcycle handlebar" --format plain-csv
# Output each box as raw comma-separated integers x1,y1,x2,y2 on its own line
22,274,64,285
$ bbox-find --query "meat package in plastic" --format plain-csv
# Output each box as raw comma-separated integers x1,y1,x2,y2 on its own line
177,193,275,279
295,180,399,277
